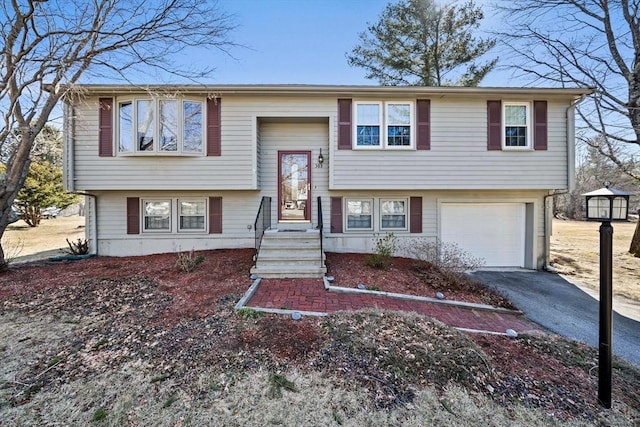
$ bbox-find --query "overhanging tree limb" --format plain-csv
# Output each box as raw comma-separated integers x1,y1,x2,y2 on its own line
0,0,237,271
496,0,640,181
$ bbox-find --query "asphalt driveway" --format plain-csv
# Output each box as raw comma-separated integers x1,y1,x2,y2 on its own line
470,270,640,367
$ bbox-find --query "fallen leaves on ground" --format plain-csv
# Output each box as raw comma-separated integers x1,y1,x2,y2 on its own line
0,250,638,425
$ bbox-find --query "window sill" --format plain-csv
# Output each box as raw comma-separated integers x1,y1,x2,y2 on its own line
117,152,205,158
501,146,534,152
352,146,415,151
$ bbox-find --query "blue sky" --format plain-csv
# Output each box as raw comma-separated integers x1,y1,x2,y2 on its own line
202,0,508,86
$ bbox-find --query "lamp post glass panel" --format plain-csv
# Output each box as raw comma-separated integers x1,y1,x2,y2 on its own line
582,186,632,409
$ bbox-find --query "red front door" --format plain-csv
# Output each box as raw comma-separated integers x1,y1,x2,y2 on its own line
278,151,311,221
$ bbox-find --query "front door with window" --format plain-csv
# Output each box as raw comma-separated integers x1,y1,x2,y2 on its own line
279,151,311,221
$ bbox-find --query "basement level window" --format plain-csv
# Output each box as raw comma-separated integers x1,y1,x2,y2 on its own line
345,199,373,231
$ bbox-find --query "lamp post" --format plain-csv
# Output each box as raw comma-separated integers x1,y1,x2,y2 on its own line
582,186,632,409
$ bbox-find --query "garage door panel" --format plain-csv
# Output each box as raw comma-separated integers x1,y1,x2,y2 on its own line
441,203,525,267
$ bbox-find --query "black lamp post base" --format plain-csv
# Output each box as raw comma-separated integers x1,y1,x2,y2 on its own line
598,221,613,409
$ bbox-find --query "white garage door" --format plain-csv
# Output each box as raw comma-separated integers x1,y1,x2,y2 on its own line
441,203,526,267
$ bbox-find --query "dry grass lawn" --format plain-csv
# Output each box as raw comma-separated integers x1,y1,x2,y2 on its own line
2,216,85,263
550,219,640,319
0,223,638,426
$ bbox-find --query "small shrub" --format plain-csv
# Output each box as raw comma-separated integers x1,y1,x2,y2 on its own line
267,372,298,398
162,395,178,408
366,232,397,270
237,308,264,319
175,249,205,273
150,373,170,383
91,407,107,422
399,238,484,274
3,236,24,264
64,237,89,255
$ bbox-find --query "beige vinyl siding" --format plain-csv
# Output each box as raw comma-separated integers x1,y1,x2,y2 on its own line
331,99,569,190
258,120,330,225
72,94,571,192
324,189,547,268
92,190,259,256
71,95,336,191
72,96,255,190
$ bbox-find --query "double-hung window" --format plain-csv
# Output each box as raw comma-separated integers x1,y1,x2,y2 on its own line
355,102,382,147
143,200,171,232
141,198,208,233
503,103,531,149
346,199,373,231
380,199,407,230
386,104,411,147
354,101,413,149
178,199,206,232
118,98,204,155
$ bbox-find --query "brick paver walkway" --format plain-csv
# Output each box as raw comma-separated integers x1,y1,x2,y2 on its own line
246,278,542,334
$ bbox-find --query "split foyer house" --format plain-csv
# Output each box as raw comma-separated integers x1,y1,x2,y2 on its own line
61,84,591,277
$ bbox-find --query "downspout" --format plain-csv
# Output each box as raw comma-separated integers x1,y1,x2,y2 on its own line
70,192,98,256
63,100,75,192
64,102,99,256
543,94,588,270
566,94,587,192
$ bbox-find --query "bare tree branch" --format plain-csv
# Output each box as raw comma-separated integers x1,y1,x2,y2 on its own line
496,0,640,181
0,0,237,270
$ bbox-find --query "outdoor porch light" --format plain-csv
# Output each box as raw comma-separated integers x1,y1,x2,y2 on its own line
583,186,631,221
581,185,634,409
318,148,324,165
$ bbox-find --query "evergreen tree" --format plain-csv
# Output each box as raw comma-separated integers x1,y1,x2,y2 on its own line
347,0,497,86
14,160,78,227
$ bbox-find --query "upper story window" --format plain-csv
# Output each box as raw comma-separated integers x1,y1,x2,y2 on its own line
354,101,413,149
503,102,531,149
386,104,411,147
118,98,204,155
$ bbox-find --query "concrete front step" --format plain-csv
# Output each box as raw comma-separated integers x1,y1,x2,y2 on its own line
252,228,326,278
261,241,322,250
249,265,327,279
256,248,325,259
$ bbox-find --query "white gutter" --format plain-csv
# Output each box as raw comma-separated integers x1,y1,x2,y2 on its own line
62,100,75,191
566,94,588,191
52,83,595,99
544,93,589,270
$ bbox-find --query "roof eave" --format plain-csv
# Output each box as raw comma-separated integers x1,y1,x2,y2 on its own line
50,83,595,98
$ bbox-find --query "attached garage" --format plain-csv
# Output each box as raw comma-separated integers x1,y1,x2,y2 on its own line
440,203,527,268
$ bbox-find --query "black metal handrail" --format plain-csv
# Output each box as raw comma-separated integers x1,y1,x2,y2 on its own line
317,196,324,267
254,196,271,262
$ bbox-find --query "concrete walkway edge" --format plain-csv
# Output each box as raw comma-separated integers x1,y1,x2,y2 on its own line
321,277,523,315
235,276,534,336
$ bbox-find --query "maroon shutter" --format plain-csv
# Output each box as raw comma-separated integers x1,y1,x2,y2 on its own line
337,99,352,150
533,100,548,150
416,99,431,150
487,100,502,151
99,98,113,157
207,98,221,156
330,197,343,233
126,197,140,235
209,196,222,234
409,197,422,233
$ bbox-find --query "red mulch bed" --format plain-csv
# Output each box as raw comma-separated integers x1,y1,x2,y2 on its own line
325,252,515,309
0,249,254,326
1,249,637,424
